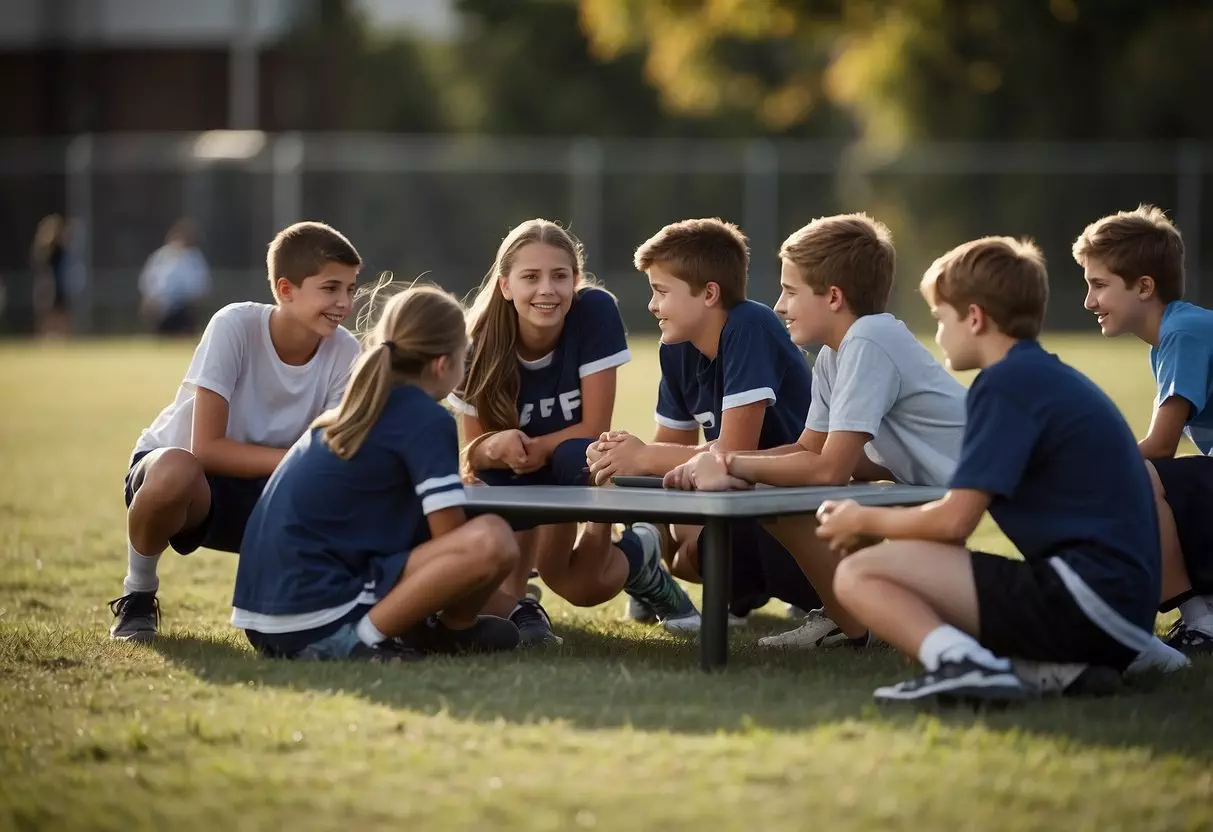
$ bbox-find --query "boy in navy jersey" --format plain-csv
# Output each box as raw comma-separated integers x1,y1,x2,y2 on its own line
588,218,822,621
454,219,699,638
818,236,1182,704
1074,205,1213,654
233,283,520,661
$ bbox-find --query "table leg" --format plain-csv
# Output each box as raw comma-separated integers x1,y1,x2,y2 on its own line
699,517,733,672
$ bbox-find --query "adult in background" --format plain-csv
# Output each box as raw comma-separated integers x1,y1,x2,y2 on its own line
139,219,211,336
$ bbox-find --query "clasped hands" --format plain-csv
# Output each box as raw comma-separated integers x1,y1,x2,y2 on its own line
585,431,751,491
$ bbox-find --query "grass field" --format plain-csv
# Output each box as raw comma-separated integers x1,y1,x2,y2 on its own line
1,335,1211,831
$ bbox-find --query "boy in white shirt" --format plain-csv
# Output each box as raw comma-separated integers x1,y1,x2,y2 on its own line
109,221,363,642
668,213,967,648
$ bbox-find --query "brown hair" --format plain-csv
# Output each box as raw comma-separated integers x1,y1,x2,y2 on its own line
313,276,467,460
1071,204,1185,304
633,218,749,308
459,219,588,432
780,213,895,316
921,236,1049,340
267,221,362,301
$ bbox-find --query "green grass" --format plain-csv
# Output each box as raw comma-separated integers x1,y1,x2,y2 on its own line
1,335,1211,832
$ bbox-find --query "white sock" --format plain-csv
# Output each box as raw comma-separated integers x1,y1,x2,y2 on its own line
355,614,386,647
917,624,1009,672
631,523,660,558
123,544,161,594
1178,596,1213,635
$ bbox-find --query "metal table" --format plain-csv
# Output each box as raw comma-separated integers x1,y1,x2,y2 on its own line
463,482,945,671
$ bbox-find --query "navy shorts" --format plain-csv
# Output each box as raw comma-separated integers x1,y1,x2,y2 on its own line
472,437,593,531
704,520,822,615
1151,455,1213,602
971,550,1141,672
125,449,267,555
245,603,374,658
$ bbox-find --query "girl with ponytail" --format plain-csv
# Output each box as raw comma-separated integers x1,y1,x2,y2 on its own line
451,220,699,643
232,279,522,662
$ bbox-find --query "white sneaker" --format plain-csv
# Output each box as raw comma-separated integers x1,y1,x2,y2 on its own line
1126,635,1191,676
662,611,702,634
758,609,867,649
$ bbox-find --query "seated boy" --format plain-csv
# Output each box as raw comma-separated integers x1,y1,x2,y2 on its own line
109,222,363,641
1074,204,1213,654
587,217,822,623
817,236,1177,704
667,213,968,650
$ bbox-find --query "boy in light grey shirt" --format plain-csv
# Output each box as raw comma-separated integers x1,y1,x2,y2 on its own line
808,312,964,489
669,214,966,648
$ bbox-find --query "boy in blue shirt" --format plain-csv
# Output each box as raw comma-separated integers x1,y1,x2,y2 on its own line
1074,204,1213,654
817,236,1176,704
588,218,822,623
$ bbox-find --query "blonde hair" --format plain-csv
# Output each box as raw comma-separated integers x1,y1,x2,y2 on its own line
921,236,1048,340
633,218,749,308
1072,204,1185,303
780,213,895,317
313,276,466,459
459,219,588,432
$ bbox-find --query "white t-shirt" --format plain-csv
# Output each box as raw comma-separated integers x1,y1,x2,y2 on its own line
806,313,966,487
134,302,361,456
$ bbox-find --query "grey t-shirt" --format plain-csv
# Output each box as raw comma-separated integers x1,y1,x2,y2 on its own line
807,313,966,487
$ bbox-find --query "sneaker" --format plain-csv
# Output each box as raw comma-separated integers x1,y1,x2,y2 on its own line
509,597,564,647
108,591,159,643
347,639,426,664
625,595,658,624
399,614,520,655
1013,661,1122,697
1164,621,1213,656
785,604,809,619
623,522,701,634
1126,634,1191,675
873,657,1025,704
758,608,868,650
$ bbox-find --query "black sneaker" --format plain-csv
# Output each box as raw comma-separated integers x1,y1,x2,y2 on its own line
399,614,520,655
1165,621,1213,655
108,592,159,643
509,598,564,647
874,657,1025,705
348,639,426,664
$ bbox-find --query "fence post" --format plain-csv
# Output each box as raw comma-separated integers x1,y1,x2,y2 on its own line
1178,142,1203,304
65,134,94,333
568,138,604,274
743,139,779,299
272,132,304,233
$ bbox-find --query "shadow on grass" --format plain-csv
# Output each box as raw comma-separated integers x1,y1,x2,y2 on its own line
149,624,1213,759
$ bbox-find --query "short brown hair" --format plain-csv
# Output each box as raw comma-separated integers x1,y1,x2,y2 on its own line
1071,204,1185,303
633,218,749,308
780,213,895,316
921,236,1048,340
267,221,362,300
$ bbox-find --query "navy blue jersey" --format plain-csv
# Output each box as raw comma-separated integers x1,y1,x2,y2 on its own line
232,385,466,633
655,300,812,447
449,287,630,437
949,340,1160,639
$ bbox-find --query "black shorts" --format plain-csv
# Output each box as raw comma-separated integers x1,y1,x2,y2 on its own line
125,449,267,555
971,551,1140,672
704,520,822,615
1151,455,1213,600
